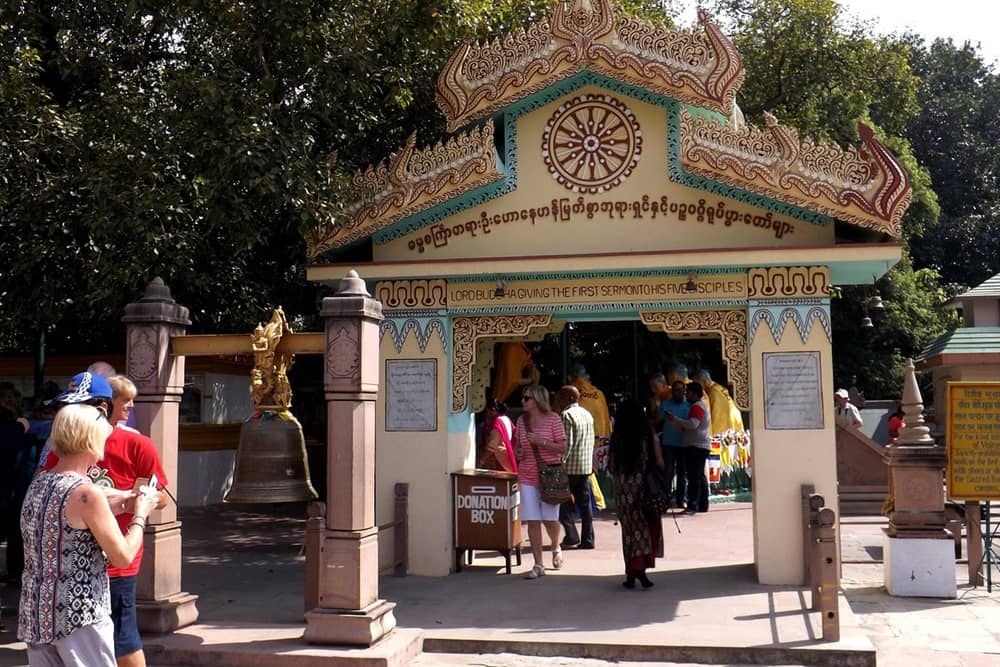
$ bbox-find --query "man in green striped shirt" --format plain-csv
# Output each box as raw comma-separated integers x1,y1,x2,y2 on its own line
557,385,596,549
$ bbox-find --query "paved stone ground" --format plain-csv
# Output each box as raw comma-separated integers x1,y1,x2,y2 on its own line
2,503,999,666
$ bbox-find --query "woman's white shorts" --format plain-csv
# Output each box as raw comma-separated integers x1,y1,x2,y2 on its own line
519,483,560,522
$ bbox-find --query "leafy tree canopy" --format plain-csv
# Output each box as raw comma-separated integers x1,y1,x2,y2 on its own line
0,0,976,402
905,37,1000,290
831,255,960,398
0,0,670,357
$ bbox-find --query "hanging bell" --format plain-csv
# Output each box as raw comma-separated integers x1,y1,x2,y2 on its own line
224,413,318,503
867,294,885,310
860,316,874,330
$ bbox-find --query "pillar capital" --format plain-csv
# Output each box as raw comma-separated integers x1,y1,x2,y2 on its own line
319,270,384,321
321,270,384,395
122,277,192,327
123,278,189,397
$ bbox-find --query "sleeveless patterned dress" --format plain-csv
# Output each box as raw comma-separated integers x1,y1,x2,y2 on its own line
18,471,110,644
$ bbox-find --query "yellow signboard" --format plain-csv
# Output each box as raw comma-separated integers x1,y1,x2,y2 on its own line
447,274,747,309
946,381,1000,501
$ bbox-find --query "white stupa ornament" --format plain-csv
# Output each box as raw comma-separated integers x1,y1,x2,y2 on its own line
895,357,934,445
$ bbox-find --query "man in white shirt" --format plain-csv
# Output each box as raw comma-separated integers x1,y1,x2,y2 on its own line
834,388,863,428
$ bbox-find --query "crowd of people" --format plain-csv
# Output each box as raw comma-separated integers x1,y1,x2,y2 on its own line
477,360,742,589
1,363,169,667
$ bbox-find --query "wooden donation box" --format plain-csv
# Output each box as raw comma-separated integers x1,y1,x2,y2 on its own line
452,469,523,574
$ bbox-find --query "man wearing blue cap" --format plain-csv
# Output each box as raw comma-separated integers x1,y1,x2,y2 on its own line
42,371,169,667
35,371,116,468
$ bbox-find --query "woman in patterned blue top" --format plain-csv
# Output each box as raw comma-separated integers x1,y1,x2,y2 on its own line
18,404,157,667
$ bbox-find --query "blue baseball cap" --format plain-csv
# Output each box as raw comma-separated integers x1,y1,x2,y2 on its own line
54,371,114,404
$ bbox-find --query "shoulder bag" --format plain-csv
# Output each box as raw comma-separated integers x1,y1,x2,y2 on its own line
527,419,571,505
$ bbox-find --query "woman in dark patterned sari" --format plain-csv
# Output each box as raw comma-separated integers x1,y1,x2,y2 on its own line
609,399,664,589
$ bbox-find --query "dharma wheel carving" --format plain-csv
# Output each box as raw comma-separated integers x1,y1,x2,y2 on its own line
542,94,642,194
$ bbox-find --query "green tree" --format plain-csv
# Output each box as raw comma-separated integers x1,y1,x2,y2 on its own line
0,0,963,403
711,0,918,142
706,0,953,396
905,37,1000,289
0,0,673,372
832,257,960,397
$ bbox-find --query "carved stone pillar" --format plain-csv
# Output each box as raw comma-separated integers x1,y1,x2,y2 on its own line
304,270,396,645
883,358,956,598
122,278,200,631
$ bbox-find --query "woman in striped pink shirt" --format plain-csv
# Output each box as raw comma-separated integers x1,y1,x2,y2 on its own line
514,384,567,579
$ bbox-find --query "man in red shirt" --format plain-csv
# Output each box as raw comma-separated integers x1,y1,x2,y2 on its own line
887,404,905,444
45,372,168,667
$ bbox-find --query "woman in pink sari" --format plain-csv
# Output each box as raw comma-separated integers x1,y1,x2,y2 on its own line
478,400,516,473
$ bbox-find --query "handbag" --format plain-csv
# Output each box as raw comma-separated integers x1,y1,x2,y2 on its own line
527,422,571,505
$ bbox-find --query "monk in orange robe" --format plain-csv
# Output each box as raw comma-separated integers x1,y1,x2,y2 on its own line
492,342,540,404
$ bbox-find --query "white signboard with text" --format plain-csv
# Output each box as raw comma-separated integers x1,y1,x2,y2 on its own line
763,352,824,430
385,359,437,432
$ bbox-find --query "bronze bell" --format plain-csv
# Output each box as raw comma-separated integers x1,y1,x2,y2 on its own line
224,414,318,503
225,307,319,503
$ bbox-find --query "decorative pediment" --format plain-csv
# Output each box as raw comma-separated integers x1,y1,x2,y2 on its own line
679,109,911,237
304,0,913,264
436,0,743,132
305,120,501,259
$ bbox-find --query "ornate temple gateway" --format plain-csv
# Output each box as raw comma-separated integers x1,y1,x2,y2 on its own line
305,0,910,583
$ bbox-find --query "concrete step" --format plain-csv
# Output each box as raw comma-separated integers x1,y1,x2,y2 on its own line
421,638,872,667
412,652,806,667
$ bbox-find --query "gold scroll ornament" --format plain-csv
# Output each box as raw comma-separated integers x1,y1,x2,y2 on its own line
251,307,295,410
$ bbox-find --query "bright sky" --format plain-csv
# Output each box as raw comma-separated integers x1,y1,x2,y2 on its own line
837,0,999,67
674,1,1000,69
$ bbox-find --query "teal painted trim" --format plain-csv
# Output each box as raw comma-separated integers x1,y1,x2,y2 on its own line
373,110,520,246
448,410,474,434
372,167,515,247
829,259,898,285
748,304,832,345
379,317,447,354
373,71,831,246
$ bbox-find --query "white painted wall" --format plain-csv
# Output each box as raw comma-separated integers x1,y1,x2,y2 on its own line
176,372,252,507
177,450,237,506
375,325,470,576
750,310,838,585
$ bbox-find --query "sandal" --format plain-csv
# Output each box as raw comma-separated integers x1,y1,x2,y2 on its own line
552,548,563,570
524,563,545,579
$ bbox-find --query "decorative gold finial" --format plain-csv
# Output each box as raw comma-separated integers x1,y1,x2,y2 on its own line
250,307,294,410
895,357,934,445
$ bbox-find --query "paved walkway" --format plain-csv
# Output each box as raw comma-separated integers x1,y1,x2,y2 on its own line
2,502,999,666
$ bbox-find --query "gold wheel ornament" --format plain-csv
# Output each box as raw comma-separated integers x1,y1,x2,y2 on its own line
542,94,642,193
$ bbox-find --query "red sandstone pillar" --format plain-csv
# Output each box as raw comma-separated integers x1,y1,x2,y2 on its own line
122,278,200,632
304,270,396,645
